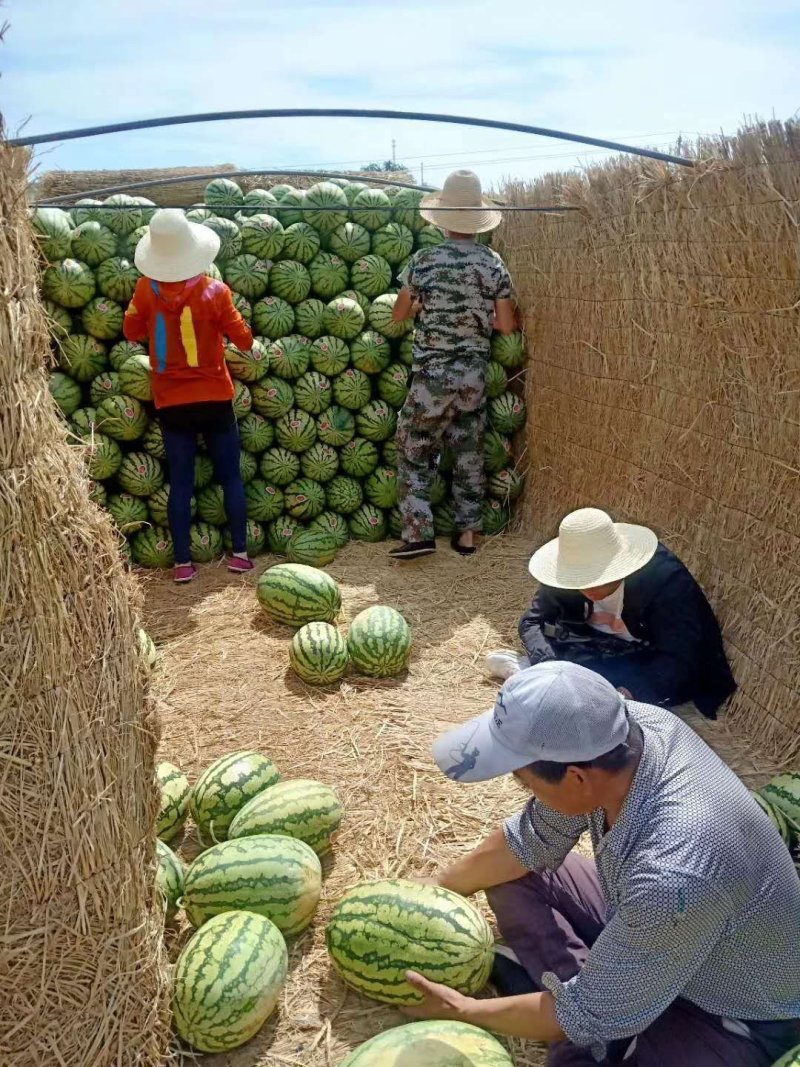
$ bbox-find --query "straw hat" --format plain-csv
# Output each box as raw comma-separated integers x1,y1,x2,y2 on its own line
528,508,658,589
134,209,220,282
419,170,502,234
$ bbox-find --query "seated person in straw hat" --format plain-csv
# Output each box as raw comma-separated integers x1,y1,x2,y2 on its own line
124,209,254,584
388,169,518,561
487,508,735,718
403,661,800,1066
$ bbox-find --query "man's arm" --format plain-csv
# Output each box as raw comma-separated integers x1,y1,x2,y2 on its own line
518,587,561,664
216,285,253,351
123,278,149,343
434,828,528,896
493,298,517,335
392,286,420,323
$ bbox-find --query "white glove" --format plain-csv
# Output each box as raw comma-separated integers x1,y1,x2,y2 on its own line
485,649,529,681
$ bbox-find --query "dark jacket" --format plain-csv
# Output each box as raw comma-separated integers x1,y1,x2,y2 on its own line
518,543,736,718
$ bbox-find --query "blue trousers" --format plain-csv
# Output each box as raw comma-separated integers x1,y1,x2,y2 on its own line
162,423,247,562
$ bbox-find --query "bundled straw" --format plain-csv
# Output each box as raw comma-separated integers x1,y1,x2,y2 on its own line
0,130,170,1064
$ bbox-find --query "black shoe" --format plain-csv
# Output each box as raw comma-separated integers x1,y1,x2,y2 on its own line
450,533,477,556
490,950,539,996
389,540,437,560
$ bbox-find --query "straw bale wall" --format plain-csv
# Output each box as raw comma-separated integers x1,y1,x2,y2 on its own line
497,119,800,762
0,137,170,1063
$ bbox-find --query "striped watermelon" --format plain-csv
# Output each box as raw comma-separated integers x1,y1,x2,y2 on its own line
287,624,350,686
340,287,371,314
131,526,174,568
300,442,339,482
293,298,326,338
490,330,526,368
489,391,526,433
310,335,350,376
43,299,74,339
772,1048,800,1067
348,605,410,675
242,188,279,215
285,477,326,521
257,563,342,626
223,519,266,558
326,879,493,1004
206,262,223,281
190,522,224,563
238,412,274,453
87,479,107,506
269,260,312,303
195,455,215,489
89,370,123,405
486,360,509,399
309,511,350,549
156,760,191,842
325,475,364,515
107,492,149,533
260,446,301,486
117,353,153,400
349,504,388,543
191,750,280,847
282,222,321,263
415,223,446,249
253,296,295,339
322,297,365,341
344,181,368,202
232,380,253,419
275,408,318,452
43,258,96,308
71,198,103,225
340,1021,514,1067
309,251,349,299
398,335,415,366
197,484,227,526
752,791,793,846
317,405,356,447
387,507,403,538
132,196,156,223
252,376,295,418
245,480,285,522
96,257,140,303
761,774,800,837
69,406,97,435
305,181,349,233
294,370,333,414
328,221,371,263
270,183,296,199
116,225,148,260
71,220,117,266
231,778,343,853
333,367,372,410
488,468,524,502
267,516,300,555
96,395,149,441
484,429,513,473
276,189,307,226
81,296,124,340
102,194,144,236
351,255,393,299
351,187,392,231
156,839,186,921
269,335,311,379
239,450,258,485
368,294,412,339
364,467,399,508
173,910,288,1052
223,254,271,300
428,472,448,506
225,338,269,382
84,433,123,479
350,330,391,374
392,187,426,231
109,339,146,370
340,437,380,478
58,334,107,382
32,207,73,261
182,834,322,935
147,487,171,527
356,399,397,442
204,177,244,217
232,293,253,323
203,216,242,260
286,527,339,567
117,452,164,495
377,363,410,408
240,213,285,259
371,222,414,265
482,498,510,535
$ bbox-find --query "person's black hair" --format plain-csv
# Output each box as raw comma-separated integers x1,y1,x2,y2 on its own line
524,722,643,784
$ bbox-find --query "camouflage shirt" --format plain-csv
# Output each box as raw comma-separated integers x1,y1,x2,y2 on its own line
399,238,513,359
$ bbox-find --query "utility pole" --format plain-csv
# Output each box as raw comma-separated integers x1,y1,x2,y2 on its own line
391,138,396,163
420,161,424,184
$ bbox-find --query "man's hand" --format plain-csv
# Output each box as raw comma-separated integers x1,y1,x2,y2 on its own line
401,972,471,1021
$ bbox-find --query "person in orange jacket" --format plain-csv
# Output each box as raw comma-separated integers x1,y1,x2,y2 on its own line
124,209,254,583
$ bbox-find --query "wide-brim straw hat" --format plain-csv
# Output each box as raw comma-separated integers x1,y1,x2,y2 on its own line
528,507,658,589
419,169,503,234
134,208,220,282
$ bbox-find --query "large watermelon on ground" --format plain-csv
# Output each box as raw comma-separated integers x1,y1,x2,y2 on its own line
326,879,493,1005
275,408,317,453
269,259,311,303
240,213,285,259
156,761,192,842
293,370,332,414
310,335,350,376
490,330,526,368
58,334,107,382
266,516,300,555
231,777,343,853
287,619,350,682
95,395,149,441
489,391,526,434
369,294,411,339
300,441,339,482
223,254,270,300
332,367,371,410
31,207,73,261
117,451,164,495
260,446,301,486
282,221,321,263
96,257,140,302
350,330,391,374
182,834,322,935
83,432,123,479
173,911,288,1052
488,468,524,502
252,375,295,418
131,526,174,568
304,181,349,233
310,510,350,549
482,498,510,535
252,295,295,339
340,1020,514,1067
293,297,326,338
244,480,285,523
223,519,266,558
286,526,338,567
156,839,186,922
350,187,392,231
348,605,410,676
204,177,244,218
761,774,800,837
42,258,96,308
351,255,393,300
328,221,371,263
107,492,149,533
364,467,399,509
190,750,280,847
322,297,365,340
371,222,414,265
257,563,341,626
269,335,311,379
190,522,224,563
71,220,118,266
48,371,82,416
349,504,387,543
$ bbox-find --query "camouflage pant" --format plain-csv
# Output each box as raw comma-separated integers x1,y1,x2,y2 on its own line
396,356,486,542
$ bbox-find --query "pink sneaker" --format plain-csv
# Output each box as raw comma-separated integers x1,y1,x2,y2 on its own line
173,564,198,584
227,556,254,573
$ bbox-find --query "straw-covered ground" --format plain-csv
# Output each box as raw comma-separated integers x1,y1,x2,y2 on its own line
142,532,776,1067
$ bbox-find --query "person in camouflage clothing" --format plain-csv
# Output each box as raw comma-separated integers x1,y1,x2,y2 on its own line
389,170,517,561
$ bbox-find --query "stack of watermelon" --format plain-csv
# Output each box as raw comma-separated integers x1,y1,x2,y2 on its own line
36,177,526,568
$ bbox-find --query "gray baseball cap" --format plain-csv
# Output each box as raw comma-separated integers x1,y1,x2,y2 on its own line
432,661,630,783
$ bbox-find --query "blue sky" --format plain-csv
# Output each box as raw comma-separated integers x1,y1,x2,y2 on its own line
4,0,799,191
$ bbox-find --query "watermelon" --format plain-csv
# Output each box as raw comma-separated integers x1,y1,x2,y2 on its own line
118,353,153,400
116,224,148,260
328,221,371,263
300,442,339,482
48,371,82,416
102,194,144,236
269,260,312,303
256,563,342,626
392,187,426,231
340,287,371,314
232,380,253,419
317,405,357,447
270,183,296,200
488,392,525,434
155,839,185,922
107,492,149,533
428,472,448,506
491,331,526,368
752,791,793,846
42,258,96,308
223,254,270,299
275,408,317,452
293,298,326,338
242,187,279,215
108,339,146,370
343,181,368,203
239,450,258,485
356,399,397,442
484,429,513,473
31,206,72,261
275,188,308,227
245,480,285,522
761,774,800,837
95,395,148,441
182,834,321,935
322,297,365,340
309,511,350,549
382,439,400,467
238,412,274,453
223,519,266,558
203,215,242,261
195,454,215,489
325,475,363,515
71,198,103,225
486,360,508,398
142,419,166,459
340,1021,514,1067
240,213,285,259
206,262,223,281
350,330,391,374
364,467,399,508
416,223,446,249
196,484,227,526
131,526,174,568
351,187,392,231
348,605,410,675
225,338,269,382
269,335,311,379
69,407,98,436
482,498,510,535
88,479,108,507
232,293,252,324
349,504,387,543
43,299,74,339
284,477,326,521
132,196,156,223
340,437,380,478
332,367,372,410
252,376,295,418
231,778,343,852
377,362,410,408
387,507,403,538
309,251,349,299
304,181,349,233
267,516,300,555
398,334,415,366
326,879,493,1004
281,221,321,264
351,255,393,300
172,910,288,1052
252,296,295,339
117,452,165,496
371,222,414,265
368,294,411,339
260,446,301,486
310,335,350,376
147,486,170,527
95,256,140,302
771,1048,800,1067
286,527,339,567
294,370,332,414
71,220,117,266
488,468,524,502
80,296,124,340
83,433,123,479
191,750,280,847
58,334,107,382
204,177,244,217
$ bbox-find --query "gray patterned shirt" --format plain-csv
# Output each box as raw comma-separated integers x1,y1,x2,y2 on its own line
504,702,800,1057
399,239,513,358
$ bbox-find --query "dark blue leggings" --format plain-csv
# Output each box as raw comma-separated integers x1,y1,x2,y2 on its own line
162,424,248,562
